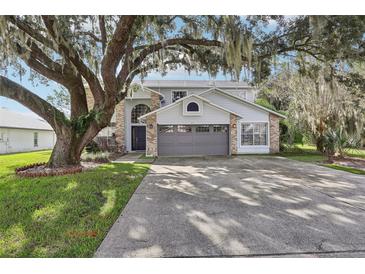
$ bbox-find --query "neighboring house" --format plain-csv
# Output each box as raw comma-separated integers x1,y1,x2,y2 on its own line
0,108,56,154
87,80,285,157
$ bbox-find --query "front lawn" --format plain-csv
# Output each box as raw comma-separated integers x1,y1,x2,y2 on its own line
323,164,365,175
0,150,150,257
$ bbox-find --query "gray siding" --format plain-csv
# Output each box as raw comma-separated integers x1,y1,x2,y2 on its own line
157,100,230,125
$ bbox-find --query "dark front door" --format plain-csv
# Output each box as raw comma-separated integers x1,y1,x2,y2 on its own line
132,126,146,151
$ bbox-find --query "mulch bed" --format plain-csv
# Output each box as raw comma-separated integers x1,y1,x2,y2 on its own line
15,163,83,178
329,156,365,171
15,152,125,178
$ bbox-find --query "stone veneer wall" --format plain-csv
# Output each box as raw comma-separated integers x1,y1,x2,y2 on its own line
85,87,125,152
146,113,157,156
115,100,125,152
269,113,280,153
144,91,160,156
230,113,238,155
150,92,160,111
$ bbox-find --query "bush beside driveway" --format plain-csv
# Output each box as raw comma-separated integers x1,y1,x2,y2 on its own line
0,151,150,257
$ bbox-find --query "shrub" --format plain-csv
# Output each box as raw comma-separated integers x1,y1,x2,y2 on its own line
279,119,304,151
255,98,277,111
323,129,361,160
81,151,110,163
85,140,101,153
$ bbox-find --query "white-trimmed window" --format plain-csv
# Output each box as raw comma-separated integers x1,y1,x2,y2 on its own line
187,102,199,112
241,123,268,146
34,132,38,147
131,104,150,123
172,91,187,102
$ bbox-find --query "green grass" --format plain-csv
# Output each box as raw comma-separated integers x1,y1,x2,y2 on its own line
279,144,325,163
138,154,155,159
286,144,365,158
0,150,150,257
345,148,365,159
323,164,365,175
283,154,326,163
279,144,365,175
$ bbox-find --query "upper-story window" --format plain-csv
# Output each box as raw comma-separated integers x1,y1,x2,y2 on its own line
187,102,199,112
172,91,187,103
131,104,150,123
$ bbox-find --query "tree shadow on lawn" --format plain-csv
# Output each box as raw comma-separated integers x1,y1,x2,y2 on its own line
0,162,149,257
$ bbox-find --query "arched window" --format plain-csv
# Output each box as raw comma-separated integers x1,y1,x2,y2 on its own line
187,102,199,112
131,104,150,123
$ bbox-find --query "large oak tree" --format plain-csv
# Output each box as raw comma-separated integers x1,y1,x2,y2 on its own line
1,15,357,167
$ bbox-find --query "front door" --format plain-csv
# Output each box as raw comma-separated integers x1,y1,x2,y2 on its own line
132,126,146,151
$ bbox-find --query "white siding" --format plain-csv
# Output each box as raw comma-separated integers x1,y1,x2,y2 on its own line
151,86,257,104
126,87,153,99
155,87,207,105
222,88,257,102
201,90,271,154
202,90,269,122
0,127,56,154
157,101,230,125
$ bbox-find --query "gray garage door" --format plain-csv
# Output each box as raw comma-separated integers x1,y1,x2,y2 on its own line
158,125,229,156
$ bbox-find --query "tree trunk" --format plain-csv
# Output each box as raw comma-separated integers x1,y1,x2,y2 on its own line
1,75,116,169
316,135,325,153
47,136,83,168
46,115,110,168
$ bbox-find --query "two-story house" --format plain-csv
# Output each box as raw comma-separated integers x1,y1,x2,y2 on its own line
87,80,285,157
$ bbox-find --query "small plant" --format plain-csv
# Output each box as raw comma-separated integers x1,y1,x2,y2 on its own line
81,151,110,163
85,140,101,153
323,129,361,161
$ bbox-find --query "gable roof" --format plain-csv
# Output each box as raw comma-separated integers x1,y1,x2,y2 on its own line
138,94,242,120
0,108,53,131
134,80,253,89
199,87,286,119
126,84,164,99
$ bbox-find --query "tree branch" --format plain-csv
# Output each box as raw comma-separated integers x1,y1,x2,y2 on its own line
133,38,222,66
6,16,56,51
120,38,222,88
14,43,67,85
117,59,189,101
77,31,102,42
0,76,68,131
99,16,107,53
41,15,104,106
101,16,137,95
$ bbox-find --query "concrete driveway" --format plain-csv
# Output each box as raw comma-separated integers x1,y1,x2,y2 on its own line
95,156,365,257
